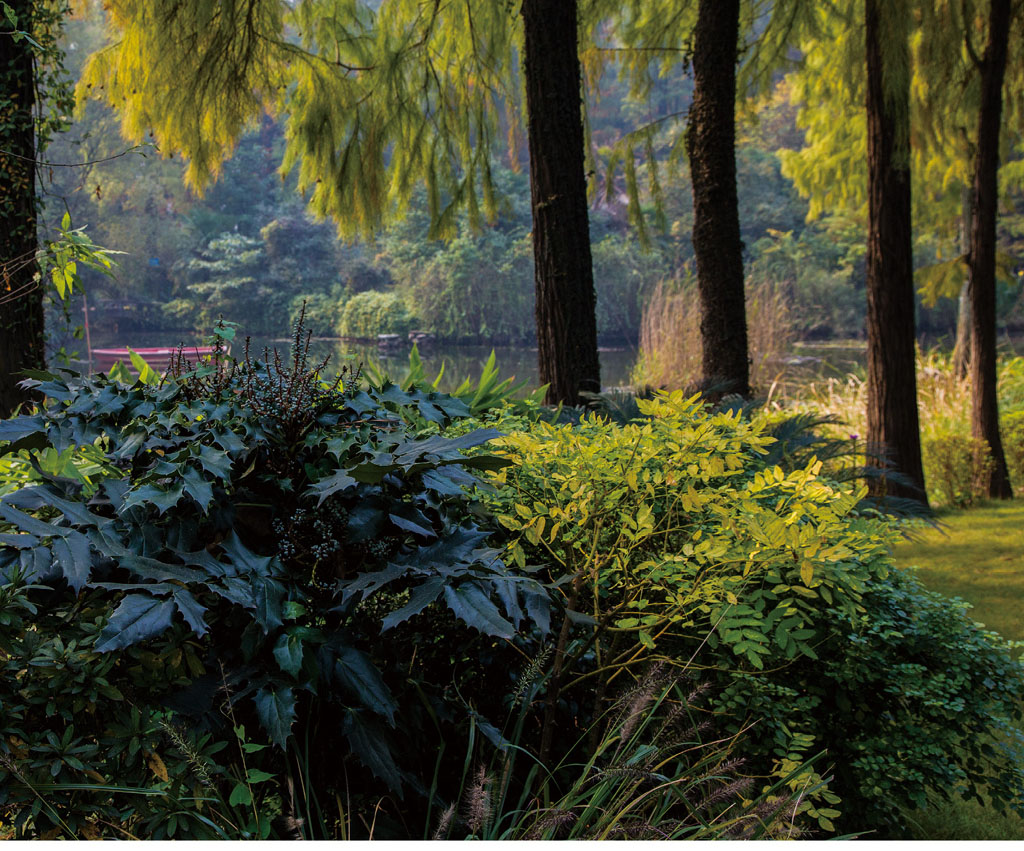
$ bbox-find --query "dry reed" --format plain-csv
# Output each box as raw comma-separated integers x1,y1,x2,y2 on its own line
634,278,796,392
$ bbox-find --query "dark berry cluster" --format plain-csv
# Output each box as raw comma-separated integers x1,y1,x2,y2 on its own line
363,536,399,561
272,501,349,569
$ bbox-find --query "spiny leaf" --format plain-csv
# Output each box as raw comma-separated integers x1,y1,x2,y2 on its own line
253,685,297,748
443,582,515,639
334,646,397,726
306,469,358,505
273,632,305,677
380,576,445,631
50,530,94,594
344,710,402,792
95,594,176,652
0,501,71,539
171,586,209,637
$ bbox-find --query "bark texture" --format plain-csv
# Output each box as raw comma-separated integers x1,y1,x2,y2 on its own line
968,0,1013,499
521,0,600,405
0,0,44,418
864,0,927,503
685,0,749,398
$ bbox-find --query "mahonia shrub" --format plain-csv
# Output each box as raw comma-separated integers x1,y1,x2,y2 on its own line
0,337,553,837
476,391,1024,834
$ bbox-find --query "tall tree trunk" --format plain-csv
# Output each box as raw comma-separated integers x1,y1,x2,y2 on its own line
0,0,44,418
520,0,600,406
968,0,1013,499
685,0,749,398
951,185,972,379
864,0,927,503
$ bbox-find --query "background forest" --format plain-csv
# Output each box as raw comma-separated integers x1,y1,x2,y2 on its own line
40,5,1024,362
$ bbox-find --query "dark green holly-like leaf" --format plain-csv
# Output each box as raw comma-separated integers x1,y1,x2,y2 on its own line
4,486,99,529
19,545,57,583
421,467,476,496
121,483,185,515
522,588,552,635
253,576,285,633
181,467,214,512
380,576,444,632
273,631,305,677
443,582,515,639
0,533,38,548
337,562,408,603
220,531,277,578
0,501,71,538
306,469,357,505
253,685,296,748
344,710,402,792
388,510,434,539
171,586,209,637
334,646,397,725
196,445,233,479
0,415,48,454
95,594,176,652
50,530,94,593
403,527,490,572
392,429,504,463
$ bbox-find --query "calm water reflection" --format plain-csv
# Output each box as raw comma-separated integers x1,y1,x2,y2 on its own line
71,330,1023,396
75,331,639,394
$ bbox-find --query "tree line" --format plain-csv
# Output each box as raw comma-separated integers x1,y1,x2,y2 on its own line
2,0,1023,505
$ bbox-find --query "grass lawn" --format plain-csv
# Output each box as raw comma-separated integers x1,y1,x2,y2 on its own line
895,500,1024,642
893,499,1024,841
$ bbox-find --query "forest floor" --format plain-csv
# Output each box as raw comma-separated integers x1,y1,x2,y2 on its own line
893,500,1024,840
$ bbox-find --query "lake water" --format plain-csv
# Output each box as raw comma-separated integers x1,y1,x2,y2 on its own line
72,332,639,393
68,330,1024,397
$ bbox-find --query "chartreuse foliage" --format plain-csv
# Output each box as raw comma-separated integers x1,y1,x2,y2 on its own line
476,391,1024,834
0,339,553,837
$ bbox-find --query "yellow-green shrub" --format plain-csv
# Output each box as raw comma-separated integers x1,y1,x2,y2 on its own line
476,392,1024,834
922,433,995,508
336,290,414,339
484,392,892,666
1003,410,1024,496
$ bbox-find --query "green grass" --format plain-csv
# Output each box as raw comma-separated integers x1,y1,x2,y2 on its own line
895,501,1024,642
893,500,1024,841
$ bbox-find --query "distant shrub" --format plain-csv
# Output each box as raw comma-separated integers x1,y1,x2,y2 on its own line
922,433,994,508
337,289,414,339
288,291,342,337
1003,410,1024,496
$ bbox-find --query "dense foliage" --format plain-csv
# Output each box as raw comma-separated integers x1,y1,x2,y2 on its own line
1,341,1023,838
474,393,1024,833
43,12,1024,356
0,333,555,837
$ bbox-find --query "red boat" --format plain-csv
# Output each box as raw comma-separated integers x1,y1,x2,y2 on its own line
89,345,220,371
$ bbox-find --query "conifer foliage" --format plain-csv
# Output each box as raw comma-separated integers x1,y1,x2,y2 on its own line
81,0,604,403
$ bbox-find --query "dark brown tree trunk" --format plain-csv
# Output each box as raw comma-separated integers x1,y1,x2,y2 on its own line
520,0,600,406
0,0,44,418
685,0,749,398
968,0,1013,499
864,0,927,503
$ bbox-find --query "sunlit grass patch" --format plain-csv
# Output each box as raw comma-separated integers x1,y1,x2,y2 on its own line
894,500,1024,840
895,501,1024,642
